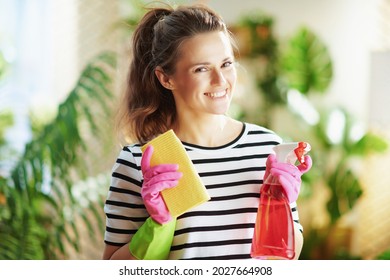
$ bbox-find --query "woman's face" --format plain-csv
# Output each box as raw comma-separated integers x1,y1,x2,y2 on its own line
165,31,237,118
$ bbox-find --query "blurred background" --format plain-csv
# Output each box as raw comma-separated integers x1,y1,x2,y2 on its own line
0,0,389,260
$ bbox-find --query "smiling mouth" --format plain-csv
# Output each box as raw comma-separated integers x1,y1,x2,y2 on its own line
204,90,227,99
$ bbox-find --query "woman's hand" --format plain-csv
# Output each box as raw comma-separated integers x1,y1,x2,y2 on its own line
263,154,312,203
141,145,182,224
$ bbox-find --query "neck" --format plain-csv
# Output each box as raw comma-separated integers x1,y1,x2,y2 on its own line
173,114,242,147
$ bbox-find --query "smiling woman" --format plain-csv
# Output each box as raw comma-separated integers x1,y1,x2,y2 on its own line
102,3,312,260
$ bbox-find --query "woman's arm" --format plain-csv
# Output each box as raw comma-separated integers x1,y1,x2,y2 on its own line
102,146,144,260
102,243,137,260
293,223,304,260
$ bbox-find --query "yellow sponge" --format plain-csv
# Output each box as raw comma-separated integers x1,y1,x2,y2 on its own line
141,130,210,218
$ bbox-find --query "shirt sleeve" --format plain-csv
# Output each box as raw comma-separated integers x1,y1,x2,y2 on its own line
103,145,148,246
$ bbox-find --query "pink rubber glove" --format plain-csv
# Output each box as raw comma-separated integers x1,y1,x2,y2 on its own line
263,153,312,203
141,145,182,224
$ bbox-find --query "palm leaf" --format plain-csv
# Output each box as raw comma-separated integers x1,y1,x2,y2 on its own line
0,51,117,259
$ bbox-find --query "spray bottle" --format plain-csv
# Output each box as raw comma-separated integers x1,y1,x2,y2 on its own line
250,142,311,260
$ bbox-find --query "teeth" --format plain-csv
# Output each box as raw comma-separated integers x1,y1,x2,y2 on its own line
205,91,226,98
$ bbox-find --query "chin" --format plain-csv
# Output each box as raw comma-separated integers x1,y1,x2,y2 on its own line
210,108,230,115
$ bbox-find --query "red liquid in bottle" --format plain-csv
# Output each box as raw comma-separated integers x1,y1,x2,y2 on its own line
250,183,295,260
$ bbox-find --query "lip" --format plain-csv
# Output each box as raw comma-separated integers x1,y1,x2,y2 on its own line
204,89,228,99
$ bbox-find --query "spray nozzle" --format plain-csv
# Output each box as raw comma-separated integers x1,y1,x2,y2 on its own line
273,142,311,165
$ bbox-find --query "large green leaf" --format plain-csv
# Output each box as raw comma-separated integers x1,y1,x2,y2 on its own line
282,27,333,94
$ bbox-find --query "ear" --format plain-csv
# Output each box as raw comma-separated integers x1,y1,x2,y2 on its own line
155,66,174,90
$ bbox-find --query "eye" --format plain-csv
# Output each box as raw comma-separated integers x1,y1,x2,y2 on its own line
222,61,233,68
194,67,208,73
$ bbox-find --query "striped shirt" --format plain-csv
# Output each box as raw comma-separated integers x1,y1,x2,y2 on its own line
103,122,303,260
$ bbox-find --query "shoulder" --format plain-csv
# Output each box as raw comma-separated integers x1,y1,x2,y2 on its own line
243,122,283,143
121,143,142,156
113,143,143,170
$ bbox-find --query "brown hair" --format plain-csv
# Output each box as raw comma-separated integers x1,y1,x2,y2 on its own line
116,4,234,144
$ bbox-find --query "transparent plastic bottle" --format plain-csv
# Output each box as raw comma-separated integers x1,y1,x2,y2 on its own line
250,142,310,260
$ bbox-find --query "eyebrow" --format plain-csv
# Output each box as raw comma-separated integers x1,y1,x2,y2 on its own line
190,56,234,68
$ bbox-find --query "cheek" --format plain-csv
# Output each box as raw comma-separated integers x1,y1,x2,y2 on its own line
226,69,237,87
175,72,200,88
173,78,202,102
180,76,205,94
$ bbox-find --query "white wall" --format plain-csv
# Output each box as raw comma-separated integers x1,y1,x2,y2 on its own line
368,51,390,129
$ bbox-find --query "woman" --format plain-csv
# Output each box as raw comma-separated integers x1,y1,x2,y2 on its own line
102,3,311,260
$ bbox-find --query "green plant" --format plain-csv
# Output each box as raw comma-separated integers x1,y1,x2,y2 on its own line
0,51,117,259
281,27,333,95
0,110,14,147
235,12,284,126
376,250,390,260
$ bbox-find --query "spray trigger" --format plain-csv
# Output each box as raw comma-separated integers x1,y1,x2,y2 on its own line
294,142,311,164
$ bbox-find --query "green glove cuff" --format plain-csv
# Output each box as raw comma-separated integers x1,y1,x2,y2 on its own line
129,217,176,260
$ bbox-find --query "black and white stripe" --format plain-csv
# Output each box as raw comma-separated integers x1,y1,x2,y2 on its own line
103,123,303,259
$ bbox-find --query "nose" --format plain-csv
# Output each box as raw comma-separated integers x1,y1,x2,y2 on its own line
211,69,227,86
